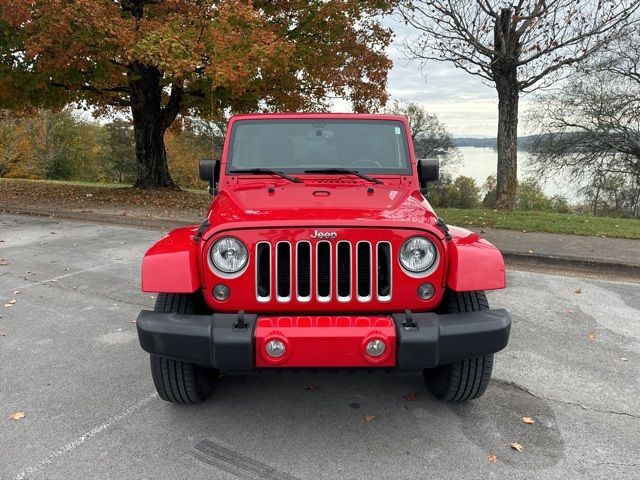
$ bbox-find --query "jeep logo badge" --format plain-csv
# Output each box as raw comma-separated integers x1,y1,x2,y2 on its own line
311,230,337,239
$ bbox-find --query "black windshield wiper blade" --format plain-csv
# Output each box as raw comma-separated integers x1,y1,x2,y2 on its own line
303,168,382,184
230,168,303,183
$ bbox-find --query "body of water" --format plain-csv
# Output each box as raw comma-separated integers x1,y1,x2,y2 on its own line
455,147,582,203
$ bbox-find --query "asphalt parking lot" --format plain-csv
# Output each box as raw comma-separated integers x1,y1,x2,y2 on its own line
1,213,638,480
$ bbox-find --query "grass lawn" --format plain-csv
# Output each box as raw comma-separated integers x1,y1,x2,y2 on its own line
2,179,639,239
1,178,210,221
439,208,640,239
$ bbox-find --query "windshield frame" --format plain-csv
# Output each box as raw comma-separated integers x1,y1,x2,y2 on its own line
225,119,413,175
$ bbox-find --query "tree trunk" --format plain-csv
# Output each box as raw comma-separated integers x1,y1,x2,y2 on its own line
494,73,519,210
128,62,181,189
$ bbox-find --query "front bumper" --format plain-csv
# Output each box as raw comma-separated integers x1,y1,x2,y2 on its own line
136,309,511,371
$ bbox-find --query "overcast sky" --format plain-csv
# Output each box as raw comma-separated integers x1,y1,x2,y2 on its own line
343,15,536,139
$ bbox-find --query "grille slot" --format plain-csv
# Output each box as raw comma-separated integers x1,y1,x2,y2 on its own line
317,241,331,300
297,242,311,299
357,242,372,300
256,243,270,301
337,242,351,299
377,242,391,300
276,242,291,300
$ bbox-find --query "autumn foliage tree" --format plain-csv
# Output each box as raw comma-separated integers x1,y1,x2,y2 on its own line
399,0,638,209
0,0,395,188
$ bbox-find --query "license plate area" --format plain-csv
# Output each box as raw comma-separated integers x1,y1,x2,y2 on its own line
255,316,396,367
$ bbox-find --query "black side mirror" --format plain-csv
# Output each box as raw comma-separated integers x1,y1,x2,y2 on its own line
199,159,221,195
417,158,439,194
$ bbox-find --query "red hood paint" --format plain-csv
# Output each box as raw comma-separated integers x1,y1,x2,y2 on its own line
203,180,442,240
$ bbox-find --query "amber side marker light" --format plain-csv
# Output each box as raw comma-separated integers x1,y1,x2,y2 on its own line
212,284,230,301
418,283,435,300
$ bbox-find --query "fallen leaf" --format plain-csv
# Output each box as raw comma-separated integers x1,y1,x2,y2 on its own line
8,299,17,304
575,288,582,294
305,385,318,391
4,303,14,308
587,332,596,341
621,357,629,362
9,411,25,421
522,229,527,233
404,391,417,401
522,416,536,425
13,290,21,295
487,454,497,463
364,415,376,422
49,231,57,234
510,442,523,452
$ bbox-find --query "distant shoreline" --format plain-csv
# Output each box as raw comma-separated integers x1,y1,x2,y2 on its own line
454,137,536,150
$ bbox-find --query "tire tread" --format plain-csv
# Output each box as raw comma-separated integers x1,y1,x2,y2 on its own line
149,293,216,404
425,290,494,402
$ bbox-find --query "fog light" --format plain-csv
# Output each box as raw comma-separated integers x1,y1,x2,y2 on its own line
365,339,386,357
212,284,230,301
265,339,286,358
418,283,435,300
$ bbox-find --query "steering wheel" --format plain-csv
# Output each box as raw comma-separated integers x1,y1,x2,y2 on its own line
350,159,383,168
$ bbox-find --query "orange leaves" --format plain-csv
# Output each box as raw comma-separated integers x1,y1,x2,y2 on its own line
510,441,524,452
9,411,26,421
404,391,417,401
0,0,31,27
1,0,391,149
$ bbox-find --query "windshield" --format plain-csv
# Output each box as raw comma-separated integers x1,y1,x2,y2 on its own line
227,119,411,174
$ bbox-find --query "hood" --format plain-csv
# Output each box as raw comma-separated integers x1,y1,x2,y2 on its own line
206,180,440,233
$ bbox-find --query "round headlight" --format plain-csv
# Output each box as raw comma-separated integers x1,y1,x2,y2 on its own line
399,236,437,273
210,237,248,273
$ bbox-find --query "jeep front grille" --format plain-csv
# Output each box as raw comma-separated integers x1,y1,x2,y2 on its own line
256,240,392,303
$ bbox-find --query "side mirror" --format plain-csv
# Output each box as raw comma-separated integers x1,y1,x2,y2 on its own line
199,159,221,195
417,158,439,194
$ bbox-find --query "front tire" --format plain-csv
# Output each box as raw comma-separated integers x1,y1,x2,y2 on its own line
424,291,494,402
149,293,217,404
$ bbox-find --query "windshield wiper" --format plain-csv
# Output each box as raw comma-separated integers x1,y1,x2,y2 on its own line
230,168,303,183
303,168,383,184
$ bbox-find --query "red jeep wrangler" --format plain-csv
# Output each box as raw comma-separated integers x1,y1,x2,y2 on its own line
137,113,511,403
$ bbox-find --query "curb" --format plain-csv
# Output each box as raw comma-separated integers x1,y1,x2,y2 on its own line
3,206,638,280
1,207,194,231
502,251,639,280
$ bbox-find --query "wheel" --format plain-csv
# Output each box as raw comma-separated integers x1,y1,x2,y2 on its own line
149,293,217,404
424,290,494,402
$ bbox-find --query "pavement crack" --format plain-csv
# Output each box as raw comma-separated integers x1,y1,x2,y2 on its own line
595,461,640,469
493,379,640,421
6,272,150,308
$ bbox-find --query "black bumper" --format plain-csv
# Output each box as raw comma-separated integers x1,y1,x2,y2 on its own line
136,309,511,370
